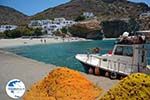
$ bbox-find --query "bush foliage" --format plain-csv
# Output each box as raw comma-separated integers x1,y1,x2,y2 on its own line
0,27,44,39
75,15,86,22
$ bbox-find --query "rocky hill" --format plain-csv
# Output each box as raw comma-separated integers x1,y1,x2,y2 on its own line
69,20,103,39
138,17,150,30
0,0,150,25
32,0,150,21
0,5,29,26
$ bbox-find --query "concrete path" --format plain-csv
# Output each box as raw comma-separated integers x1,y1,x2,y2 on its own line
0,50,118,100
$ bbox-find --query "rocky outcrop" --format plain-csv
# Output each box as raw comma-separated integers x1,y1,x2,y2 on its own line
138,17,150,30
69,20,103,39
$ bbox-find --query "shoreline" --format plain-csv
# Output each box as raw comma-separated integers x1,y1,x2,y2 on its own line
0,37,116,49
0,50,118,99
102,38,117,40
0,37,91,48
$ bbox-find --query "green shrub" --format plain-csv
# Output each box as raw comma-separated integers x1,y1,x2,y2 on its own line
61,27,68,34
75,15,86,21
4,30,22,38
0,32,6,39
0,27,44,38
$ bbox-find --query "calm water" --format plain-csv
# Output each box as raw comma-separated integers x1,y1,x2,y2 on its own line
5,40,115,72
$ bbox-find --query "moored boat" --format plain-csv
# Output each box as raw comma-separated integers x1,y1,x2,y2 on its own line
75,31,150,79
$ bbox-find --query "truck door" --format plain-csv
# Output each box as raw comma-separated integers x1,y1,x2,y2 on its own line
112,45,133,73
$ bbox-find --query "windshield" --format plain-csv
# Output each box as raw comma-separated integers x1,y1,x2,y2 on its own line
114,45,133,57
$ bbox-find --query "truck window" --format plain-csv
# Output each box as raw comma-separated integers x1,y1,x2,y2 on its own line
114,46,123,55
114,46,133,57
123,46,133,57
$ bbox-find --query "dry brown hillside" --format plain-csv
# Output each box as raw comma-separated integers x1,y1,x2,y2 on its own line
32,0,150,21
0,5,29,26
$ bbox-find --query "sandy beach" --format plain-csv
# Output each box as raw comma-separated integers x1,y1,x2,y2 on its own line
0,50,118,100
0,37,89,48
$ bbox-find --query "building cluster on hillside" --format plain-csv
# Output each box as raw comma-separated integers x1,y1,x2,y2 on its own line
139,11,150,19
28,18,76,34
83,12,96,19
0,12,95,34
0,25,17,33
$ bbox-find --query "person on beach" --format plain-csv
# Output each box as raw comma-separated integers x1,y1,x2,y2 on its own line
61,37,64,42
44,39,46,43
40,39,43,43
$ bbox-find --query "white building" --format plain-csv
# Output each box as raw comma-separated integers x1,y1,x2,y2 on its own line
0,25,17,32
29,18,76,35
139,11,150,19
53,18,76,27
83,12,95,18
64,20,76,27
41,19,52,25
28,19,52,28
54,18,66,23
42,24,62,34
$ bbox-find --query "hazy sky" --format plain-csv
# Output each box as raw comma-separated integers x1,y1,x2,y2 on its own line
0,0,149,16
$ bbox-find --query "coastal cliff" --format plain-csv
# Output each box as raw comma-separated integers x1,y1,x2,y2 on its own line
69,20,103,39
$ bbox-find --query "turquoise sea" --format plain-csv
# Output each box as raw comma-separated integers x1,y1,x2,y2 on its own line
5,40,115,72
5,40,150,72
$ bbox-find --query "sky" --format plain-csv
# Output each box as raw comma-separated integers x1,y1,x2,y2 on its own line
0,0,71,16
0,0,150,16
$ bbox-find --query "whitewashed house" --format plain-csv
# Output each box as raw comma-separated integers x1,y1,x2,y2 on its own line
29,18,76,35
54,18,66,23
42,24,62,34
139,11,150,19
64,20,76,27
28,19,52,28
53,18,75,27
41,19,52,25
0,25,17,32
28,20,42,28
83,12,95,19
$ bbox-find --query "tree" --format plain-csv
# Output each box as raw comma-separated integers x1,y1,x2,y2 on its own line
75,15,86,21
4,30,22,38
33,28,43,36
0,26,45,39
61,27,68,34
0,32,6,39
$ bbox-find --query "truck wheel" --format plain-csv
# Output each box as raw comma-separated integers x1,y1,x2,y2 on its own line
88,67,94,74
110,72,117,79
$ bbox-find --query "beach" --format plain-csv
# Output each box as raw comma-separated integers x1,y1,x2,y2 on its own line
0,49,118,100
0,37,89,48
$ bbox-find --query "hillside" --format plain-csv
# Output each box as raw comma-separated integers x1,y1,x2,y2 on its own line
0,0,150,26
32,0,150,21
138,17,150,30
0,5,29,26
